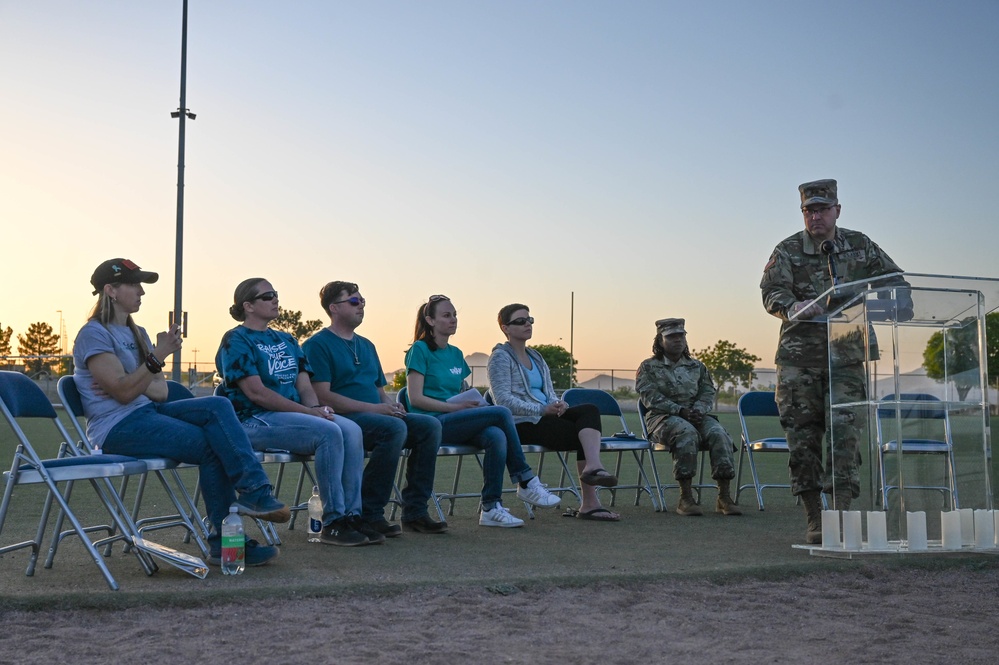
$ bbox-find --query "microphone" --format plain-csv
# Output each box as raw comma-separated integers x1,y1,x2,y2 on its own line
820,240,839,285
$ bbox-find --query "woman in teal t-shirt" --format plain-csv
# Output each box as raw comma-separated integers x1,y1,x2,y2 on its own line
404,295,560,528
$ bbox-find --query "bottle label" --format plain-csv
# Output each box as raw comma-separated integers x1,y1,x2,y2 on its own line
221,534,243,548
309,518,322,533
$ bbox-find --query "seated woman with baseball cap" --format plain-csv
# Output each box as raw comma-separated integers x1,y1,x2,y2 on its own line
72,258,289,567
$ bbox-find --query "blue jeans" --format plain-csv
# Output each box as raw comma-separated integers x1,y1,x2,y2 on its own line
344,412,441,522
436,406,534,510
103,396,271,535
242,411,364,524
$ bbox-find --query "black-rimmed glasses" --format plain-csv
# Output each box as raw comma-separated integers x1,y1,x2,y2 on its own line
251,290,278,302
506,316,534,326
334,296,365,307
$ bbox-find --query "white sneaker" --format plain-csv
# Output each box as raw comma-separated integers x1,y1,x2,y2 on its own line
479,504,525,528
516,477,561,508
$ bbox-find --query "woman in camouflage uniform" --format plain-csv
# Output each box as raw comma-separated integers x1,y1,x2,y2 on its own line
636,318,741,517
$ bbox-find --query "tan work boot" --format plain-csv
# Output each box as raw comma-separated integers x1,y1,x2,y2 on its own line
801,490,823,544
715,479,742,516
676,478,703,516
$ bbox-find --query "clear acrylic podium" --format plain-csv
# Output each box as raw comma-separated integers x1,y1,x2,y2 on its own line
790,272,998,556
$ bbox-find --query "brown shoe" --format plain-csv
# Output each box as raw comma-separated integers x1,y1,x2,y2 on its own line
676,478,703,516
715,479,742,516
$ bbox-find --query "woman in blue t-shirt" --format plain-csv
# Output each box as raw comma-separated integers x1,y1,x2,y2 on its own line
404,295,559,528
216,278,373,547
72,258,287,568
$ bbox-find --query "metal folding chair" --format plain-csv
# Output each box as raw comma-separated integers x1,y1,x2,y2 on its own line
735,391,790,510
57,376,210,559
561,388,663,511
877,393,959,509
0,370,158,590
636,400,711,510
484,390,581,506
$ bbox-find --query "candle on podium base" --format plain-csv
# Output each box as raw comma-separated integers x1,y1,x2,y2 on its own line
906,511,927,551
866,511,889,550
959,508,975,546
842,511,862,550
941,510,962,550
974,510,995,550
821,510,841,548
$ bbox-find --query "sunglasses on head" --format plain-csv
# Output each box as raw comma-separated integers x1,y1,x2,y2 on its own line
428,294,450,303
250,290,278,302
334,296,365,307
506,316,534,326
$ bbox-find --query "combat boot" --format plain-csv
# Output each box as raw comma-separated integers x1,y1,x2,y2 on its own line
676,478,703,516
801,490,823,544
715,479,742,516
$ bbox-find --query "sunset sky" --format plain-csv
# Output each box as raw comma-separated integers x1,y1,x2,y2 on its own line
3,1,997,380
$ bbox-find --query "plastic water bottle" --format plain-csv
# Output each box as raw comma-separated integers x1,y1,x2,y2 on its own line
221,505,245,575
307,485,323,543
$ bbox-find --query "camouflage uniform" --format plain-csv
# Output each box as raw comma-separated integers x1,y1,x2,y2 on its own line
636,354,736,481
761,181,903,498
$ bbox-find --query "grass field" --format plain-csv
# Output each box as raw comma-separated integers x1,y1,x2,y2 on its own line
2,405,997,610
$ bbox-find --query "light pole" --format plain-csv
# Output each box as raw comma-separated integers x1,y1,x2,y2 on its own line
170,0,196,382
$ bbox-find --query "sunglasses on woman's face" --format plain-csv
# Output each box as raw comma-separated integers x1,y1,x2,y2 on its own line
251,290,278,302
506,316,534,326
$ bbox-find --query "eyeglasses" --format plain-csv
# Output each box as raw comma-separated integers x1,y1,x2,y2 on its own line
333,296,365,307
428,294,450,303
506,316,534,326
251,290,278,302
802,205,834,217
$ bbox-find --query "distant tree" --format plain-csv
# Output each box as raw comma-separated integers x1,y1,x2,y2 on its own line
0,322,11,357
692,339,760,408
922,313,998,401
17,322,61,376
388,370,407,392
530,344,576,390
271,309,323,343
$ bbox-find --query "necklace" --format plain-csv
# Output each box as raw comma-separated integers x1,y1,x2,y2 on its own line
334,330,360,365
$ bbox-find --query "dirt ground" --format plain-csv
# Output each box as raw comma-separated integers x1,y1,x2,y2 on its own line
1,565,997,664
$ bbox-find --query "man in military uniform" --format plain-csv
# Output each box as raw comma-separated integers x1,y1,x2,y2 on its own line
636,318,741,517
761,179,904,543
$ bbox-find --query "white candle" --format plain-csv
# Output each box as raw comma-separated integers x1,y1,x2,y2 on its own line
907,511,927,551
974,510,995,549
842,511,862,550
941,510,962,550
994,510,999,548
866,511,889,550
821,510,841,548
960,508,975,546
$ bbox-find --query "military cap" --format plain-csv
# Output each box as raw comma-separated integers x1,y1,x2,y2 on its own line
799,179,838,208
655,318,686,336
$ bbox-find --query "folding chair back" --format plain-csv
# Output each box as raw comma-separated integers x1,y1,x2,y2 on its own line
562,388,663,510
877,393,958,509
0,370,153,590
734,391,790,510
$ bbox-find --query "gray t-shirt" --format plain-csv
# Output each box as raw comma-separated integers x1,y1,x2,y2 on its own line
72,320,152,446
